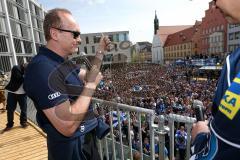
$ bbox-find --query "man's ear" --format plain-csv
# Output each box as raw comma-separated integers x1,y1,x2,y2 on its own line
50,28,58,40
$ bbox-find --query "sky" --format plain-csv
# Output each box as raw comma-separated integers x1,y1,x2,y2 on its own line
37,0,212,43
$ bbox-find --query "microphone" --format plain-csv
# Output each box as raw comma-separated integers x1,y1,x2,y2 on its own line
79,52,92,70
193,100,205,121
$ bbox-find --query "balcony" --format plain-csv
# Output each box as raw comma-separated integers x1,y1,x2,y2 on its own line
0,99,196,160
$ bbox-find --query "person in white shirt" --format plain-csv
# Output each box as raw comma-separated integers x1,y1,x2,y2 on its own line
4,64,28,131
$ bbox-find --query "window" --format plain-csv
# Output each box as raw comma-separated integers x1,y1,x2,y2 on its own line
35,5,40,16
23,40,32,54
116,34,119,42
108,35,113,41
0,0,3,13
13,38,22,53
92,46,95,53
229,24,234,29
37,19,43,29
21,24,30,39
114,43,118,51
84,46,88,54
0,56,11,71
17,56,24,65
7,1,14,18
39,33,45,43
35,43,40,53
119,34,125,42
209,28,211,33
104,54,112,62
209,37,212,43
221,25,224,30
16,0,24,6
31,16,36,28
0,17,6,33
219,46,222,52
235,32,240,39
16,23,22,37
18,8,26,22
229,33,234,40
29,2,35,14
10,20,17,36
0,35,8,52
34,31,40,42
93,36,100,43
124,33,128,41
13,6,19,19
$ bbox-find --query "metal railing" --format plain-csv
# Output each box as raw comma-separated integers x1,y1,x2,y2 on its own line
17,97,196,160
92,98,196,160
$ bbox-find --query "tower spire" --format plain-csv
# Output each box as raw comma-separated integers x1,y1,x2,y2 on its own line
154,10,159,35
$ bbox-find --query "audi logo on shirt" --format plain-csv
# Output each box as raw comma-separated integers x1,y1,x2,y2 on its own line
48,92,61,100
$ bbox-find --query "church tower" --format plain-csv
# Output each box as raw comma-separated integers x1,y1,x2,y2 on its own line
152,11,164,64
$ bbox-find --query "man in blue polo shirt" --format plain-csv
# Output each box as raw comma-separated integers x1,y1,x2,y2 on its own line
191,0,240,159
24,8,111,160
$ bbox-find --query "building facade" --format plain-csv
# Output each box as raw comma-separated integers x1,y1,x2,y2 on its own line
132,41,152,63
198,1,228,58
163,24,200,63
75,31,131,64
159,1,229,64
0,0,45,71
227,24,240,53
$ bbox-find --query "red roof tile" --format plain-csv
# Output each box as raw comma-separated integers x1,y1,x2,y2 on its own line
164,24,200,47
157,25,192,45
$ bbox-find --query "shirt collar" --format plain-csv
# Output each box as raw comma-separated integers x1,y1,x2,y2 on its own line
39,47,65,63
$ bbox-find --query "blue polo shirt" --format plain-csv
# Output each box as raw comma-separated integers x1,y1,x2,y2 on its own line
24,47,98,159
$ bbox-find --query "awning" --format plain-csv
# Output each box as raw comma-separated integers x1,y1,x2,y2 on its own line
199,65,222,70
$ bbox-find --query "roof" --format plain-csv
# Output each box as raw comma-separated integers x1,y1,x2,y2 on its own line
164,26,198,46
137,41,152,46
157,25,192,45
136,41,152,52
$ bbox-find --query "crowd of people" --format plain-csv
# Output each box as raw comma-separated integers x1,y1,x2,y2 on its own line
95,63,217,117
94,63,218,159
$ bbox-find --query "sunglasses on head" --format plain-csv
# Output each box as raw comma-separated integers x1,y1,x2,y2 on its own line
52,27,81,39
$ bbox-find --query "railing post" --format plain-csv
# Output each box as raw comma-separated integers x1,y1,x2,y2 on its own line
117,109,124,160
127,111,133,160
149,114,155,160
109,111,117,160
138,113,143,160
168,118,175,160
158,115,166,160
97,139,103,160
185,119,193,160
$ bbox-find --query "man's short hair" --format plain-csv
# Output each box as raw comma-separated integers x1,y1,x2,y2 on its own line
43,8,72,41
